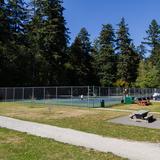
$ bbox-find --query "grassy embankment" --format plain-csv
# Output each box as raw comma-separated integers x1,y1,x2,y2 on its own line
0,102,160,143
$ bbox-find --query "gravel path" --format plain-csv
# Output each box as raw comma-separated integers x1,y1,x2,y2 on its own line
0,116,160,160
109,116,160,129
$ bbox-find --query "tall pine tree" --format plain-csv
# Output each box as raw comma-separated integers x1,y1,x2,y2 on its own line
25,0,69,86
116,18,139,86
6,0,31,86
144,19,160,65
30,0,69,85
93,24,116,86
69,28,94,85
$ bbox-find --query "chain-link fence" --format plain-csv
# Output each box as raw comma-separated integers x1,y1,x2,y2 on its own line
0,86,158,107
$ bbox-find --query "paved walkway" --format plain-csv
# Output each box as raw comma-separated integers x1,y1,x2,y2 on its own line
0,116,160,160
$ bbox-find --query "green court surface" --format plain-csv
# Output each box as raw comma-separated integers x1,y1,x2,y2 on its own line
20,96,122,107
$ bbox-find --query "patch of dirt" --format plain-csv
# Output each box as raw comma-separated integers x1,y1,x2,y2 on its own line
2,106,97,120
1,136,24,144
53,109,96,119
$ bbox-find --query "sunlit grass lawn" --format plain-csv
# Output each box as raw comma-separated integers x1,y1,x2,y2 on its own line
0,102,160,143
111,102,160,112
0,128,126,160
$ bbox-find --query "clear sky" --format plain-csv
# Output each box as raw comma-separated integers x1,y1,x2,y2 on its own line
63,0,160,46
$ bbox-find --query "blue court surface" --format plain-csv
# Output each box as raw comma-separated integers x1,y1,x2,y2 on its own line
21,96,122,107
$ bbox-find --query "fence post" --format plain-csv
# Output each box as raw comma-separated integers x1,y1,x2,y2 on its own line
71,86,73,106
93,86,95,96
32,87,34,102
44,87,45,104
108,87,110,106
56,87,58,104
129,88,131,96
5,88,7,102
87,86,89,107
13,88,15,102
22,88,24,101
146,88,147,97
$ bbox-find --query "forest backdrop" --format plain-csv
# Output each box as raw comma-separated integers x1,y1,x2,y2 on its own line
0,0,160,87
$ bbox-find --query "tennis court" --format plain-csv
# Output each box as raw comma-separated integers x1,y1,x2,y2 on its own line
21,96,122,107
0,86,156,107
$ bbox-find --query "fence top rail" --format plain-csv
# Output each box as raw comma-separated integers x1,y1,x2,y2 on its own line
0,86,158,90
0,86,90,89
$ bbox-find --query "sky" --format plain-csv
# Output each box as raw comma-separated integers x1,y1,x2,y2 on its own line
63,0,160,46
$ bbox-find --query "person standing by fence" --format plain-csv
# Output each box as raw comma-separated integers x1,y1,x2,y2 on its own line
123,88,129,98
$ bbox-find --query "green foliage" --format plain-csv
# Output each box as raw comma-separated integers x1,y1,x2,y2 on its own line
144,19,160,48
93,24,116,86
69,28,95,85
136,43,147,60
1,1,160,87
27,0,69,85
114,79,129,87
136,19,160,88
144,19,160,65
0,0,10,42
116,18,139,86
136,60,159,88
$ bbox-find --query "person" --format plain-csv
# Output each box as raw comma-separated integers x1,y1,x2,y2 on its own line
80,94,84,100
123,88,128,97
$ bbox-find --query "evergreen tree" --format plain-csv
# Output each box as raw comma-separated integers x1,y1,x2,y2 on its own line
136,60,159,88
69,28,93,85
0,0,15,86
30,0,69,85
144,19,160,48
144,19,160,64
116,18,139,86
0,0,10,42
93,24,116,86
8,0,28,34
137,43,147,60
7,0,31,86
24,0,46,86
77,28,91,54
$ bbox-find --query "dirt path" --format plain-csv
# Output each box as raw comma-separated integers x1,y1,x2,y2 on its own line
0,116,159,160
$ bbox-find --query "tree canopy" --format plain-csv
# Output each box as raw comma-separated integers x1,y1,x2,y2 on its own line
0,1,160,88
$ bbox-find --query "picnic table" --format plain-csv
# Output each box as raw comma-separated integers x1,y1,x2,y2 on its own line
130,110,154,123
